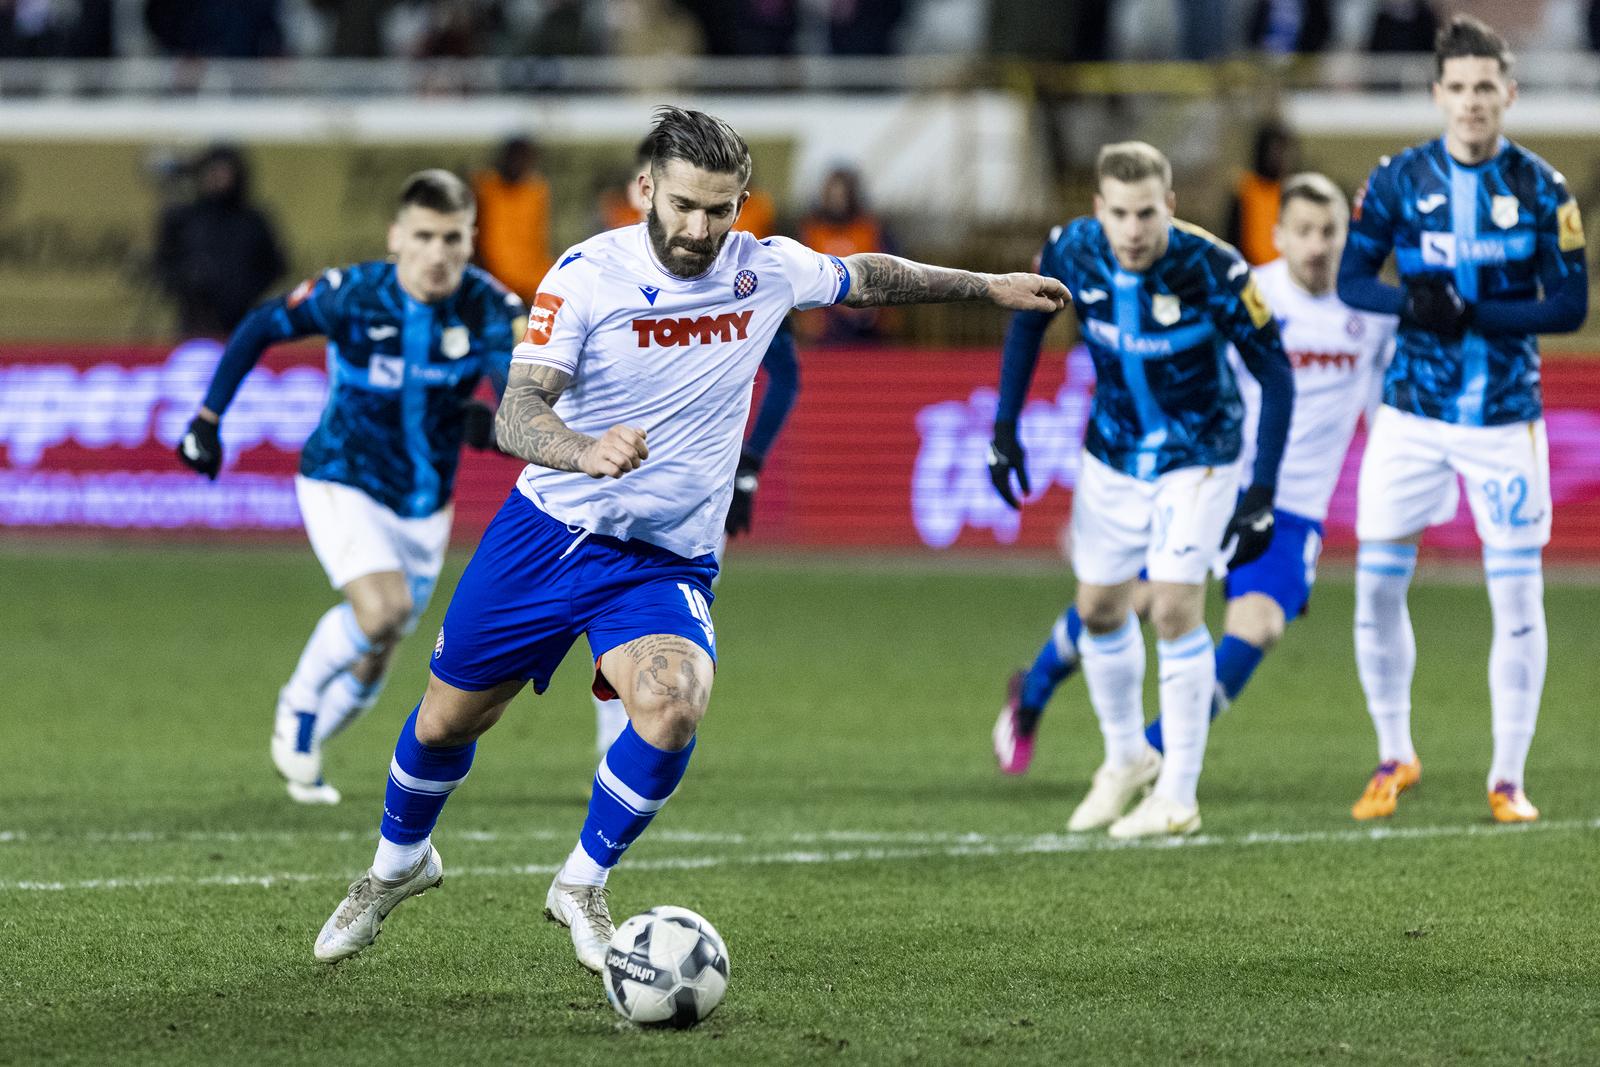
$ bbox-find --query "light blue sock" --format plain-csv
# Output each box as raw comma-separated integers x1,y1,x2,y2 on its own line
1020,605,1084,713
1145,635,1265,753
579,724,695,869
379,705,475,845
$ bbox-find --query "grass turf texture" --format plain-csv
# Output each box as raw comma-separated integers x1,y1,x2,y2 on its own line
5,544,1599,1066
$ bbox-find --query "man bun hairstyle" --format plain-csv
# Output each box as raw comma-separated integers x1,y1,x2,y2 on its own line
1278,172,1348,219
1095,141,1172,190
1435,15,1512,78
647,106,752,185
398,168,474,215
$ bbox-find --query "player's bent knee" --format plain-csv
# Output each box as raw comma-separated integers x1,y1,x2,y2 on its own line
1226,595,1285,650
1076,592,1130,635
1148,588,1205,641
625,688,706,750
416,674,520,746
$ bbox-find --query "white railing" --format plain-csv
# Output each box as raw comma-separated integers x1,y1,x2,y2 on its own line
0,51,1598,99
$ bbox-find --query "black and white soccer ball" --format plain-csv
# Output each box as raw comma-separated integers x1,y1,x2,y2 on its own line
603,905,729,1029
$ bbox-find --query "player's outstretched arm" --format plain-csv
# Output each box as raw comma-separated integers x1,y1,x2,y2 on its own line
840,253,1068,312
177,299,307,479
495,362,648,478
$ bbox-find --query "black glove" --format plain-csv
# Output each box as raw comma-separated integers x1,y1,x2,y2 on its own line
1221,484,1276,570
176,415,223,480
1403,276,1471,339
725,449,762,537
462,399,496,450
987,419,1030,510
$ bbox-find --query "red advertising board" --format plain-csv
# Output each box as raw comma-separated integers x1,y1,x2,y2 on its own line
4,340,1600,560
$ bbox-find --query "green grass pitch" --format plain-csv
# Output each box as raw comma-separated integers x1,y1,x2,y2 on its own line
5,544,1598,1065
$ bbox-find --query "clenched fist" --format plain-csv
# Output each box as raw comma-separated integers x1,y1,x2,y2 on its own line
580,425,648,479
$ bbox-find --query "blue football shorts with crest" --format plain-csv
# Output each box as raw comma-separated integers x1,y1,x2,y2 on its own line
1223,507,1324,618
430,490,719,698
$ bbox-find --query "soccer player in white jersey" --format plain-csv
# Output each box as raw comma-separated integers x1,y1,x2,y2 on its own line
312,107,1068,971
589,134,802,758
994,173,1400,781
1338,18,1587,822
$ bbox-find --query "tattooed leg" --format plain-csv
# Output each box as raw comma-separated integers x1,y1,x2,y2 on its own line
599,634,715,750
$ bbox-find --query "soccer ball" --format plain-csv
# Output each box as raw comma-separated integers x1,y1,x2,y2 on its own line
603,905,730,1029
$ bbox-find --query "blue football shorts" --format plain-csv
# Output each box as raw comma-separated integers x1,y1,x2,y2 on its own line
1223,508,1324,618
430,490,719,697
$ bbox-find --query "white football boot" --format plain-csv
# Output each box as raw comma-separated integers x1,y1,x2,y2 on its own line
1066,745,1161,831
314,845,444,962
1108,793,1202,839
544,877,615,974
271,689,340,805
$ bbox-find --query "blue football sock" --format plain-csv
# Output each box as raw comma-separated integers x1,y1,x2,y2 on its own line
1214,634,1266,707
379,705,476,845
1144,635,1266,753
580,723,695,869
1020,605,1084,712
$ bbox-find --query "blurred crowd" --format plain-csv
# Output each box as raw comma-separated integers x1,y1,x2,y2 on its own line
148,137,896,343
6,0,1600,60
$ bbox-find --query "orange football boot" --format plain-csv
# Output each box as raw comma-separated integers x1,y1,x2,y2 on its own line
1351,756,1422,820
1488,780,1539,823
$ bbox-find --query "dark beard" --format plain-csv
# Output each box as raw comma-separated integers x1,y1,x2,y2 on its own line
646,208,724,279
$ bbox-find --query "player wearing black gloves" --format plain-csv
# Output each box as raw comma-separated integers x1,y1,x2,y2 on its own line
176,169,524,806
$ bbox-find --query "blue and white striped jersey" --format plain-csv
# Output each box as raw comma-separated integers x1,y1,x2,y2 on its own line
204,261,524,517
1345,137,1587,426
1039,217,1292,484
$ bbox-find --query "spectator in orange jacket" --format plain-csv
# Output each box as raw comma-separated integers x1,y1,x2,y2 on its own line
472,136,552,302
1225,122,1297,266
798,166,893,341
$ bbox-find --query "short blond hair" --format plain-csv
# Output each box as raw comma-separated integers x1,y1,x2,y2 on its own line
1096,142,1172,189
1278,172,1348,219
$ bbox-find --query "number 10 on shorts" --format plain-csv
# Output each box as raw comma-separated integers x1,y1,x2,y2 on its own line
678,583,716,649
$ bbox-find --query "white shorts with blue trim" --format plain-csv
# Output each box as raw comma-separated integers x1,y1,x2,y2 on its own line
1356,406,1549,551
295,475,452,628
1070,452,1238,587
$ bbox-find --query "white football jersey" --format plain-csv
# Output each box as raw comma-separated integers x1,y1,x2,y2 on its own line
510,225,848,558
1234,258,1397,522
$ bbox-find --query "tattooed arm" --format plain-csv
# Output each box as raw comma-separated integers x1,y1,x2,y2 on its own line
494,361,648,478
841,253,1069,312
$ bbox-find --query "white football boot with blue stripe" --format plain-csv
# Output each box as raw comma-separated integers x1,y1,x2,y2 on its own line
271,688,341,805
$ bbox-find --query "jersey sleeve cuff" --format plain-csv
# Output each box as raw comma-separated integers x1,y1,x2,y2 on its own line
512,343,577,374
829,255,851,306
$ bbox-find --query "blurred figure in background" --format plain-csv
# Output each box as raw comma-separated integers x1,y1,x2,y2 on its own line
826,0,909,55
0,0,113,57
678,0,797,55
414,0,504,57
308,0,395,57
152,144,287,339
473,135,553,304
1247,0,1333,56
1225,121,1297,267
144,0,285,57
175,170,524,806
1368,0,1439,53
798,165,893,341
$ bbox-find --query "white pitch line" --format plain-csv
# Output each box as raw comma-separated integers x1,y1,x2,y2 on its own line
0,828,1020,847
3,818,1595,894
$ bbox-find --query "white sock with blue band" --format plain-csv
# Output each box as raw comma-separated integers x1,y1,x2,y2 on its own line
1079,613,1148,768
1152,625,1215,807
1355,543,1418,763
1484,546,1546,789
